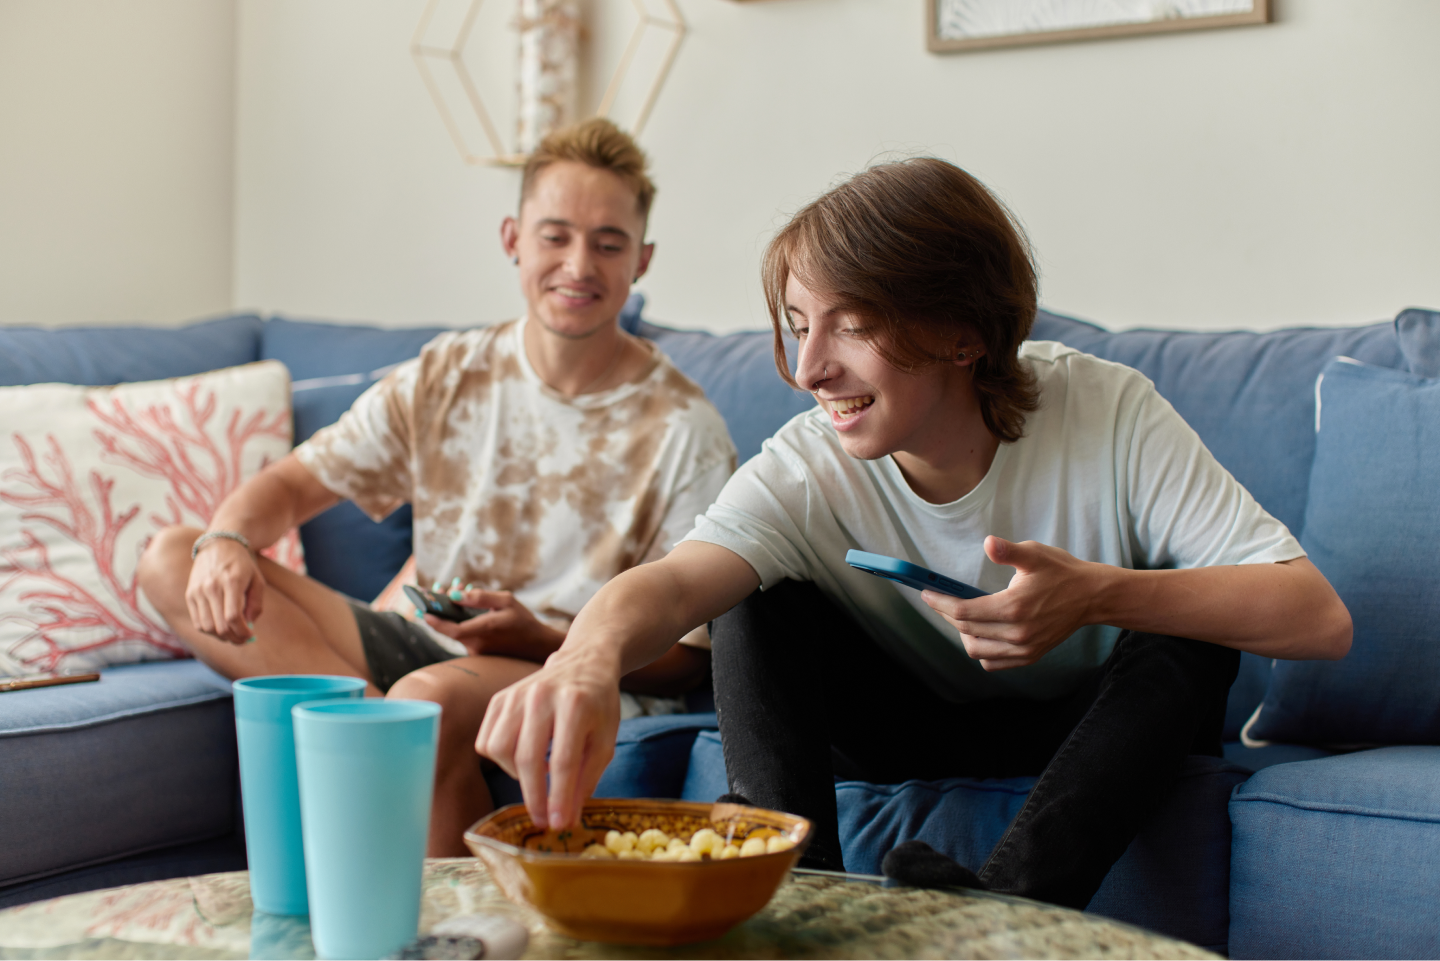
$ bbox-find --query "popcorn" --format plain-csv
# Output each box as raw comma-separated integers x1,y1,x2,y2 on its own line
604,830,637,854
636,829,670,855
689,828,723,856
581,825,795,861
766,836,795,854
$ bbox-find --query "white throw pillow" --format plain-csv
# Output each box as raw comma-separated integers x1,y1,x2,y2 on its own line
0,361,304,675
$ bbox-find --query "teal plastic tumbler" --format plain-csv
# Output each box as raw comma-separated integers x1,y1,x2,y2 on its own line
233,676,366,915
292,699,440,960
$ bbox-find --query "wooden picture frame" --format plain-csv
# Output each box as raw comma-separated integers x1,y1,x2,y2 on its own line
928,0,1271,54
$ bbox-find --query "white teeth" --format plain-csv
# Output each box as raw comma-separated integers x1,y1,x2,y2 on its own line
555,287,592,298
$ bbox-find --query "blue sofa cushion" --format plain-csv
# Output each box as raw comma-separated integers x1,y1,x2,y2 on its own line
0,314,263,388
834,757,1247,952
1396,307,1440,378
678,727,1241,951
1229,747,1440,959
0,660,239,887
261,316,449,602
680,730,729,803
1248,351,1440,745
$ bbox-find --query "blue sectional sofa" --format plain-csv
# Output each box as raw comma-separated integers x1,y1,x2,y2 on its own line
1,298,1436,958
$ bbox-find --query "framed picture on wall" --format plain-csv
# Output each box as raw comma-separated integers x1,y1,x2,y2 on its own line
929,0,1271,54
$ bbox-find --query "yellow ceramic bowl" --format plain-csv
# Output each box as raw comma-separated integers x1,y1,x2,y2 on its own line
464,797,812,946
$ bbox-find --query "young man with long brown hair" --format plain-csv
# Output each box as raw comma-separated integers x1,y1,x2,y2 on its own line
475,157,1350,907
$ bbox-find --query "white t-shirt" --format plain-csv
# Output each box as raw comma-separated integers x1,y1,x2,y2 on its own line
297,318,736,644
684,340,1303,702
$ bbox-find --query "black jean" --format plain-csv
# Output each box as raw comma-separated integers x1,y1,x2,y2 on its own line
711,580,1239,909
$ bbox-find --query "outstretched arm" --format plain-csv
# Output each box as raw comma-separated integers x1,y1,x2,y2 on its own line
923,536,1352,672
475,540,759,830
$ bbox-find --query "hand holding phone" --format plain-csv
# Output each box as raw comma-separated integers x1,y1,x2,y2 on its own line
403,584,488,623
845,550,989,599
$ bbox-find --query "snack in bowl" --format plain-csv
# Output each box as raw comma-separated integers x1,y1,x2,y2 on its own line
463,797,811,946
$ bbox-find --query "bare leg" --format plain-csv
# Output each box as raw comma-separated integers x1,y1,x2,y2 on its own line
388,656,542,856
138,526,378,694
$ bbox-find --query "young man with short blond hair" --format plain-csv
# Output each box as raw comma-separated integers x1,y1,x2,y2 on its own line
139,118,735,855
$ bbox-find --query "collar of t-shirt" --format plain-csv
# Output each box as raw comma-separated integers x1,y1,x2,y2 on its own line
870,424,1016,522
514,315,661,407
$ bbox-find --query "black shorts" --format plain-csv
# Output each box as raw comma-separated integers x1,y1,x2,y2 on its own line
348,601,458,693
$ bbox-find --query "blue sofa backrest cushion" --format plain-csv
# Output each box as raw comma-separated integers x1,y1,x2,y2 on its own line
1248,311,1440,745
0,314,263,388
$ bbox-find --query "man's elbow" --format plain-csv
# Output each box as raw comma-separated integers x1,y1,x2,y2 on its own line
1314,599,1353,660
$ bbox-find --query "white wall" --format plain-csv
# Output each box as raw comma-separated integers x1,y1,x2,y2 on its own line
9,1,1434,333
232,0,1440,334
0,0,237,327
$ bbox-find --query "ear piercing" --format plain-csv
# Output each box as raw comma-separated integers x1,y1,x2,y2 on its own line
512,256,519,265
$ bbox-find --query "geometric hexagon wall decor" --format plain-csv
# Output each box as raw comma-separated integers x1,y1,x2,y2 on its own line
411,0,686,167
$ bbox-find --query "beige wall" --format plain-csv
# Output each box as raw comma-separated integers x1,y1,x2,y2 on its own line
0,0,237,327
232,0,1440,334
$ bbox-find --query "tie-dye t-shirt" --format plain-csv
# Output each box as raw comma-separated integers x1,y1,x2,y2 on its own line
294,319,736,636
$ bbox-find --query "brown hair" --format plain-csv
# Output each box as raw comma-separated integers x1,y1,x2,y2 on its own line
520,118,656,223
762,158,1040,443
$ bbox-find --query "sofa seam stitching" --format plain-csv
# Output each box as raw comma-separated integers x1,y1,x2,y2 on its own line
0,691,232,738
1230,791,1440,824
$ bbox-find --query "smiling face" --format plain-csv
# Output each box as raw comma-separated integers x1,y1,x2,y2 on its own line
789,274,975,463
502,160,654,339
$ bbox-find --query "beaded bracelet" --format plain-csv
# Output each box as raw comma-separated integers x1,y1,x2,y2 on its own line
191,530,253,560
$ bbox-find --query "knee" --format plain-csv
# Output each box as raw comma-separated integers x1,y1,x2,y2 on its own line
388,669,485,744
387,668,442,704
137,526,202,604
1112,631,1240,695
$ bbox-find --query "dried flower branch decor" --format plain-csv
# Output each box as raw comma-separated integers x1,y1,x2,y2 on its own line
0,362,304,675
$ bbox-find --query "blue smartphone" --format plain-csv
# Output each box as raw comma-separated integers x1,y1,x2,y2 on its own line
845,550,989,599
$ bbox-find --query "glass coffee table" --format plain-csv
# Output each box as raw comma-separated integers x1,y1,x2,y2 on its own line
0,859,1216,959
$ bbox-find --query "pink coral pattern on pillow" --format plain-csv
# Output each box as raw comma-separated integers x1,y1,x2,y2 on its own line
0,361,304,675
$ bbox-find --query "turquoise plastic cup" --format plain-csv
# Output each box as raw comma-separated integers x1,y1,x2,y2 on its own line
233,675,366,915
292,699,440,960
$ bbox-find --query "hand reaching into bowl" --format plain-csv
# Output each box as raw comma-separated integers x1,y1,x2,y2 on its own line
475,542,760,830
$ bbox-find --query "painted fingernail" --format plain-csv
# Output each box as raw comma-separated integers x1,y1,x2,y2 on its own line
415,608,426,619
246,621,255,630
465,583,474,591
451,577,462,588
432,581,443,591
244,636,256,645
449,590,464,601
